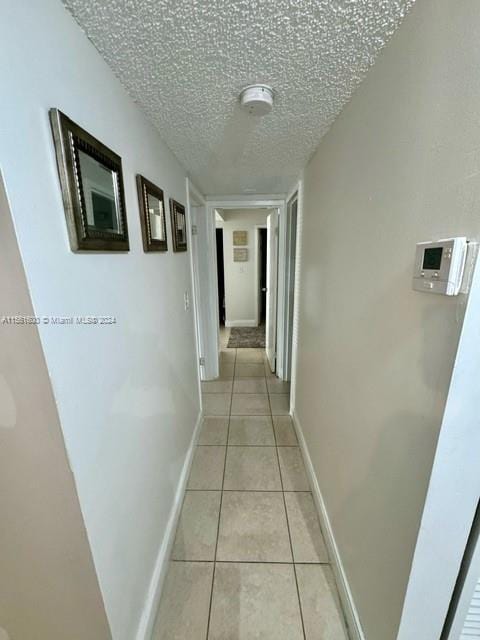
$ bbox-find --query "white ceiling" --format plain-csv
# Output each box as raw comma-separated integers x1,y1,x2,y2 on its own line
62,0,414,196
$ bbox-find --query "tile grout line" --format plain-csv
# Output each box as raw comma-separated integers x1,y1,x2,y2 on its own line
267,382,307,640
204,346,236,640
197,443,297,447
188,488,309,493
171,558,330,565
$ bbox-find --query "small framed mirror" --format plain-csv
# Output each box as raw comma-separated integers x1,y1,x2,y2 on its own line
169,199,187,252
49,109,129,251
136,175,168,252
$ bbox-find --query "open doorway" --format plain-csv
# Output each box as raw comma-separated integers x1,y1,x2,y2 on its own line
216,228,225,326
258,227,267,325
214,208,276,356
189,196,288,383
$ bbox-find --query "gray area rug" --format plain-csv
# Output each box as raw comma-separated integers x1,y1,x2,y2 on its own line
227,325,266,348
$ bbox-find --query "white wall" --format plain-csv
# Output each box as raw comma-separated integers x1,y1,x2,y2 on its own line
0,2,200,639
217,209,269,326
293,1,480,638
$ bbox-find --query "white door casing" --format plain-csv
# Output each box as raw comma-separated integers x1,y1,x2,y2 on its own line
266,210,279,371
186,179,219,380
283,193,298,381
445,511,480,640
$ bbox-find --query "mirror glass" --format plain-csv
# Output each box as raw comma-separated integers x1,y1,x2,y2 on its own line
176,208,186,244
147,192,165,241
78,150,121,234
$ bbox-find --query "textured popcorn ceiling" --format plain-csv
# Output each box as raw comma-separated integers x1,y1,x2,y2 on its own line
62,0,415,195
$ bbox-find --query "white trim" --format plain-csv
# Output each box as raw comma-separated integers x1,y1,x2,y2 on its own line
281,190,299,381
289,179,304,414
225,319,257,327
276,205,286,378
291,409,365,640
135,410,203,640
286,181,300,204
188,194,219,381
186,178,206,385
205,194,286,204
205,206,220,379
207,198,285,210
265,209,280,372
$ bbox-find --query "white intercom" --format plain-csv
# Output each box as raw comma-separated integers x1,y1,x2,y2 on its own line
412,237,468,295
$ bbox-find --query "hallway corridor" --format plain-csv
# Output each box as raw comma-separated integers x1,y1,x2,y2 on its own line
153,345,349,639
4,1,480,639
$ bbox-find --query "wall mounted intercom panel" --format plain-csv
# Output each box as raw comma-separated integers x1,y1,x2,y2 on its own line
412,237,468,295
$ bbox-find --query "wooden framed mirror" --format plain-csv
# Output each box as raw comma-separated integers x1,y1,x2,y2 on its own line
49,109,129,251
136,175,167,252
169,198,187,252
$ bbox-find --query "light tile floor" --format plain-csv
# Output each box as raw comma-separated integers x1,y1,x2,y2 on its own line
153,343,349,640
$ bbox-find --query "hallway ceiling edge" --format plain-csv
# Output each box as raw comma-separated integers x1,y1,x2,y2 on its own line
62,0,415,195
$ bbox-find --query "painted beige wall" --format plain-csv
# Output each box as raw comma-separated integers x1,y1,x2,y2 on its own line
217,209,270,326
0,173,111,640
294,1,480,639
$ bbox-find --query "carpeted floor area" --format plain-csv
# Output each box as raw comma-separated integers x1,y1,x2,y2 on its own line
227,325,266,348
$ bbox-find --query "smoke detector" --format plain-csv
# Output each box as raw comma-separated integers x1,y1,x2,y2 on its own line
239,84,274,116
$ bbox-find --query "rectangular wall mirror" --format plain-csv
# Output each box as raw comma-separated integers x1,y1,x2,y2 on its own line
50,109,129,251
136,175,167,252
170,198,187,252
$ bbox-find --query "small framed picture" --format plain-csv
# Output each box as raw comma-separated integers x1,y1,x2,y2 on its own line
233,230,248,246
234,248,248,262
169,199,187,252
49,108,129,252
136,175,167,252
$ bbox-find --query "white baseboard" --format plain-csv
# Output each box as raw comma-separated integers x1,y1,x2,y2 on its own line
291,410,365,640
225,319,257,328
135,410,203,640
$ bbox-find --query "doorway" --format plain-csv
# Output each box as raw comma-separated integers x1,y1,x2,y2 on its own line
190,198,285,380
216,229,225,326
258,228,268,325
214,208,275,353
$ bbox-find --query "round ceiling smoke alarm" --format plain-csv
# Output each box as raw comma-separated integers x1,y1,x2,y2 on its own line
239,84,274,116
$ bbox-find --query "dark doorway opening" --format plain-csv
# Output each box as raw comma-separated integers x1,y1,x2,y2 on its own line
216,229,225,325
259,228,268,325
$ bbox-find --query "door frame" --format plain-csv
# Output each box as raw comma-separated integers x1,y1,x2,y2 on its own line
265,210,279,372
284,181,303,406
204,197,286,374
281,190,299,381
186,178,213,383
